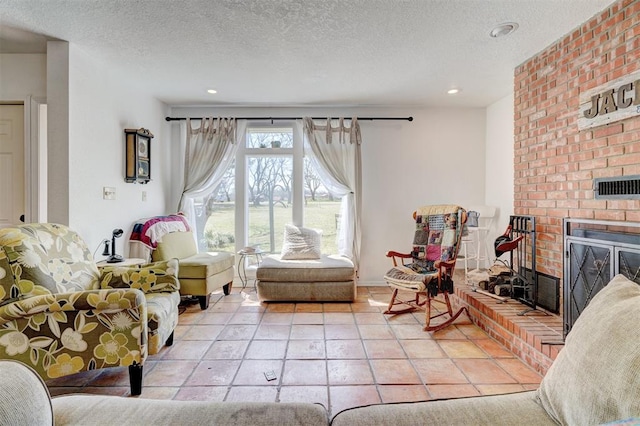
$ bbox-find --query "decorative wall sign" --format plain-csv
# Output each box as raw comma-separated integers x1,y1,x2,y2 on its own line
578,69,640,130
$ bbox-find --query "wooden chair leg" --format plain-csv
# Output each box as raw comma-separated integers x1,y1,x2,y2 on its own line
423,291,471,332
444,290,454,316
386,288,399,313
384,288,418,315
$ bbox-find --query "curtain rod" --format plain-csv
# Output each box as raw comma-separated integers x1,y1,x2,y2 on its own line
165,116,413,122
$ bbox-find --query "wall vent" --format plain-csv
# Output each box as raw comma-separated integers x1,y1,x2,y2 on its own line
594,175,640,199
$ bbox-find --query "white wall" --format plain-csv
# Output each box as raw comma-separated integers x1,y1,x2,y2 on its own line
170,106,487,285
1,50,516,281
0,43,175,257
47,42,70,225
0,54,46,99
1,51,516,281
485,93,515,245
64,44,172,257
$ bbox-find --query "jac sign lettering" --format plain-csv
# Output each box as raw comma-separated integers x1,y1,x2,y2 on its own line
578,69,640,130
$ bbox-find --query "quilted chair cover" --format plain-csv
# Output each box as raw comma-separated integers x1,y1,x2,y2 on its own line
0,223,180,394
384,205,468,331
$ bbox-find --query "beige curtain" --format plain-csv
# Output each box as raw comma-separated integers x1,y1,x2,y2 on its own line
302,117,362,272
178,117,246,238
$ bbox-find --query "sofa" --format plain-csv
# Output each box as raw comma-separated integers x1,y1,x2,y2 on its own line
152,230,234,309
0,360,328,426
0,224,180,396
4,273,638,425
332,273,640,425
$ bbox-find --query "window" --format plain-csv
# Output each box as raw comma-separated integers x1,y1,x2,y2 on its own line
198,122,339,255
244,127,293,254
196,164,235,252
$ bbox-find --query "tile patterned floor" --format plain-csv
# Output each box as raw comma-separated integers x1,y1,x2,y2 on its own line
47,285,543,417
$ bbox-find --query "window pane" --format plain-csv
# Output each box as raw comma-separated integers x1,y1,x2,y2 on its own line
200,161,235,252
303,157,340,254
247,155,293,253
247,128,293,148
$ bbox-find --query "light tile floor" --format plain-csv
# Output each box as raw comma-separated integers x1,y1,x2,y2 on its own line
47,284,542,417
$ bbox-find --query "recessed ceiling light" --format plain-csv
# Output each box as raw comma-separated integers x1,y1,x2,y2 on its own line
447,88,460,95
489,22,519,38
207,89,217,94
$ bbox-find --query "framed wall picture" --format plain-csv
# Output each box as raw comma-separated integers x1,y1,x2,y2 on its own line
125,128,153,184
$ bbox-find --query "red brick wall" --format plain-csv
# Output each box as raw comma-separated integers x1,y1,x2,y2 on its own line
513,0,640,285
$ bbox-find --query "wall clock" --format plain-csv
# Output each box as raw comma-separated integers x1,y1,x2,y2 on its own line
125,128,153,184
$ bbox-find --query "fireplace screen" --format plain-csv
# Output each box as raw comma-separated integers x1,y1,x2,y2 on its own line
563,218,640,337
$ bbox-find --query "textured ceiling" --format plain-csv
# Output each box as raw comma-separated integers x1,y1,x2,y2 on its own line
0,0,615,107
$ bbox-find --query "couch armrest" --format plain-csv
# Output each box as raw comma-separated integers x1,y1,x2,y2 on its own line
0,288,146,321
0,288,147,380
98,259,180,293
331,391,554,426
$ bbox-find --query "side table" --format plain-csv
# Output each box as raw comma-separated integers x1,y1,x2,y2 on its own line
237,249,263,290
96,258,146,268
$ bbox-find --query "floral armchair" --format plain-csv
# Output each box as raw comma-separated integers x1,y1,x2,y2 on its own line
0,223,180,395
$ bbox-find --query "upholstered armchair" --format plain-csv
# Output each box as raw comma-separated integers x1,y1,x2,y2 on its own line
0,223,180,395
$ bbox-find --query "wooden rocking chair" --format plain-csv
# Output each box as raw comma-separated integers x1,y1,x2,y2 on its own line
383,205,469,332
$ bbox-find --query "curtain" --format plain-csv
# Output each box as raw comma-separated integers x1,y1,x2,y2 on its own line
302,117,362,271
178,117,246,238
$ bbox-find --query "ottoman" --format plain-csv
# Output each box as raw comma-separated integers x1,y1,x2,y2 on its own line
152,231,235,309
256,254,356,302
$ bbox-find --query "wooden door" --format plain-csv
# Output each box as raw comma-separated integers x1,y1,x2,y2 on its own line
0,104,25,228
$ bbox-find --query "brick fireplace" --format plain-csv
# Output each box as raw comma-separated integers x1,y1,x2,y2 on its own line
453,0,640,375
513,0,640,316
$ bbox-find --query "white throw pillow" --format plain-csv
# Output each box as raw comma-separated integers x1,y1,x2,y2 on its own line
281,224,322,260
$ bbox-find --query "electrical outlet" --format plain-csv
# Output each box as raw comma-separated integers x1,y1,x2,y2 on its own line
103,187,116,200
142,191,147,202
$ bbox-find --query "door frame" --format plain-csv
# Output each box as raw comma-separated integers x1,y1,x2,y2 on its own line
24,96,46,223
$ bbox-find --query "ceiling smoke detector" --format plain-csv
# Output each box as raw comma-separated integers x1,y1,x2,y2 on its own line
489,22,519,38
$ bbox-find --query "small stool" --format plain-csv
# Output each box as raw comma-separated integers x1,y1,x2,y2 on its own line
461,206,497,276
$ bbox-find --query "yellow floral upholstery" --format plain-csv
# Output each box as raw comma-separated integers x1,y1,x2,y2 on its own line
145,291,180,354
98,259,180,293
0,223,180,395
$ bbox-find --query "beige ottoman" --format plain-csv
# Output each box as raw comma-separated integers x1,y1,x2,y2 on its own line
256,254,356,302
152,231,235,309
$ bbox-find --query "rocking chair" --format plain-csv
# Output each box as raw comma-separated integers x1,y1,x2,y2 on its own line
383,205,469,332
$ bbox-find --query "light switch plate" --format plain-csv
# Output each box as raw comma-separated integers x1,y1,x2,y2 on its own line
142,191,147,201
103,187,116,200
